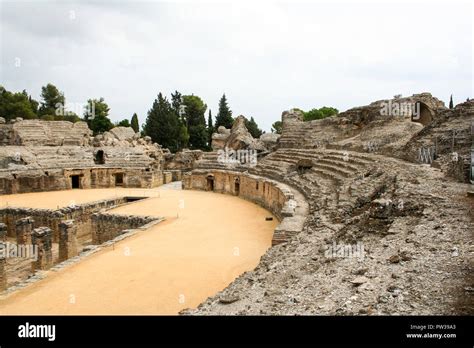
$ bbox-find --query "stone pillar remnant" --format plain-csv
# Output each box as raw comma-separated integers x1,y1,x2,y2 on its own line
31,227,52,271
0,223,7,291
59,220,78,262
15,217,34,245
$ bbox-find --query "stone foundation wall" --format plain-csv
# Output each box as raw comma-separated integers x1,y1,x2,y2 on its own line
91,213,159,244
183,170,308,244
162,171,173,184
0,168,167,195
0,197,127,244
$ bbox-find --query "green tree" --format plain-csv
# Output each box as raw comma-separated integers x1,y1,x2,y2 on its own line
171,91,183,119
182,95,207,150
38,83,65,117
449,95,454,109
215,94,233,129
271,121,282,134
130,113,139,132
116,119,131,127
304,108,323,121
84,98,113,134
144,93,180,152
207,109,214,148
0,86,38,120
177,122,189,149
245,116,263,138
303,106,338,121
319,106,338,117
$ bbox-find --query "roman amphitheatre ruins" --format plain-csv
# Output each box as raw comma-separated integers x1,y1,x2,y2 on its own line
0,93,472,315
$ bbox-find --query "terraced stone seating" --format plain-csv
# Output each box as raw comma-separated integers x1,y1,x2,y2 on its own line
11,120,90,146
194,151,252,172
101,147,155,168
250,148,388,219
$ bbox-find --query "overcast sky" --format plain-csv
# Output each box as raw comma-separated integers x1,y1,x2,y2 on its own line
0,0,472,131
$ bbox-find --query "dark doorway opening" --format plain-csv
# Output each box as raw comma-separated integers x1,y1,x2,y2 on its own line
234,177,240,195
206,176,214,191
94,150,105,165
115,173,124,186
71,175,80,189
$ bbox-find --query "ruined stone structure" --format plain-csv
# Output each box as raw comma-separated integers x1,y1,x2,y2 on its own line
0,223,7,291
182,93,473,315
31,227,53,271
0,195,163,290
0,120,167,194
58,220,78,262
0,92,472,316
15,217,34,245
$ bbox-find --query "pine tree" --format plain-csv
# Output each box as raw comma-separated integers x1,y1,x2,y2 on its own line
131,113,139,133
39,83,65,117
215,94,233,129
245,116,263,138
271,121,282,134
84,98,113,135
207,109,214,148
449,95,454,109
182,95,207,150
144,93,179,152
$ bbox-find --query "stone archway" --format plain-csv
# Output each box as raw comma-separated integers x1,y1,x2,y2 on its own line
412,102,433,126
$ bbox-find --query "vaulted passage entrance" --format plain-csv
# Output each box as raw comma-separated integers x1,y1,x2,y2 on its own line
412,102,433,126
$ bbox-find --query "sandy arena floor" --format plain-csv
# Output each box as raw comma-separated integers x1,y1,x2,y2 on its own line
0,187,159,209
0,187,277,314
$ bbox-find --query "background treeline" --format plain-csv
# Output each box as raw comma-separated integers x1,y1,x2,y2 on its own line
0,84,339,152
142,91,263,152
0,84,139,135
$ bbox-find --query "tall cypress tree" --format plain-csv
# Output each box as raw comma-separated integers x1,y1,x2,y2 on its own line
215,94,233,129
144,93,179,152
449,95,454,109
169,90,189,150
207,109,214,148
130,113,139,133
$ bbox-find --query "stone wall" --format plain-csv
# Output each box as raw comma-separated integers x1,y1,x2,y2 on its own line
0,167,166,195
182,169,308,245
91,213,159,244
0,197,128,244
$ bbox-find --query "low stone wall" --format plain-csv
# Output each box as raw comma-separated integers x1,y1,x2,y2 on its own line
182,169,308,245
163,171,173,184
0,168,168,195
0,197,127,243
91,213,159,244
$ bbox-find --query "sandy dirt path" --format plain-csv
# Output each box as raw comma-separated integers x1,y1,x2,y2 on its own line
0,188,277,314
